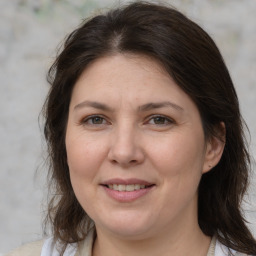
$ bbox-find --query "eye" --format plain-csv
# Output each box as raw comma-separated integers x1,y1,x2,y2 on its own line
147,115,174,125
82,115,108,125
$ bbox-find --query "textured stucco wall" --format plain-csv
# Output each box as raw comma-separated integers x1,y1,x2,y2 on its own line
1,0,256,254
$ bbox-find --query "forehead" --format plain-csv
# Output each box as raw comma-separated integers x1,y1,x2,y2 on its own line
70,54,196,113
76,53,170,88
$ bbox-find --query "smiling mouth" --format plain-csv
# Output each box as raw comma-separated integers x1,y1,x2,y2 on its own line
103,184,154,192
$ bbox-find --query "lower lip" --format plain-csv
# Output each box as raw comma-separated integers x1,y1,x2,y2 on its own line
102,186,154,202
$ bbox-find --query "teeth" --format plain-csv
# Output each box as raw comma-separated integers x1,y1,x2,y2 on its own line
107,184,148,191
126,185,135,191
134,184,140,190
119,184,125,191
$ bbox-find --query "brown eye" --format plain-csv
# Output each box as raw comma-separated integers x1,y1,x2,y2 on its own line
91,117,104,124
153,116,167,124
148,115,173,125
82,116,107,125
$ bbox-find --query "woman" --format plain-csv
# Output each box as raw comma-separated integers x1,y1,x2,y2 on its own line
6,1,256,256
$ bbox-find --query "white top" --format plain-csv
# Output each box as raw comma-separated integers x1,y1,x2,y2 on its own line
215,239,236,256
41,238,77,256
40,230,241,256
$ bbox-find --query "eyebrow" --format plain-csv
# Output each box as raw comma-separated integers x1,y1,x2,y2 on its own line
138,101,184,112
74,100,184,112
74,100,113,112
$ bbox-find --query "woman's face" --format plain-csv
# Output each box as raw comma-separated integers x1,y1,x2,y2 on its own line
66,54,220,240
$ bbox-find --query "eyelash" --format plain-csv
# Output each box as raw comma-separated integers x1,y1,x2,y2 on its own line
146,115,174,126
80,114,175,127
81,115,108,125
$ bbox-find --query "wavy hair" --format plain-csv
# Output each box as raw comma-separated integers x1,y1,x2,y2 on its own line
43,1,256,254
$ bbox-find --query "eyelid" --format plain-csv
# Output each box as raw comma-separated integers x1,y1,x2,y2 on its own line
145,114,175,125
80,114,110,125
78,114,175,126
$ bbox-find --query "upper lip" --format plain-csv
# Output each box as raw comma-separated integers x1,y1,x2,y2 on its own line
101,178,154,186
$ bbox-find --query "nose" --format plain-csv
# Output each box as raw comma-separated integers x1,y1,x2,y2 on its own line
107,124,145,167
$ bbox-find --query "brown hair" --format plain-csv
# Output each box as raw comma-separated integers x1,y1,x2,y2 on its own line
43,1,256,254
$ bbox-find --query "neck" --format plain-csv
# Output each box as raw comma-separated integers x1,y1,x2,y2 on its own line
92,197,211,256
93,219,211,256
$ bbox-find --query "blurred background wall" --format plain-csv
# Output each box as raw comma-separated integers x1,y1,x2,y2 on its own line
0,0,256,254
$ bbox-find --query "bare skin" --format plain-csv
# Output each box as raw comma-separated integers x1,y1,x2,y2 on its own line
66,54,225,256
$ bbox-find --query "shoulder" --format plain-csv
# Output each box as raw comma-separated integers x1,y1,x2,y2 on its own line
41,237,77,256
4,237,77,256
4,240,44,256
215,239,250,256
4,229,94,256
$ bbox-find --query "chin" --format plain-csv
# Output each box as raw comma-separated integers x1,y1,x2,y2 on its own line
95,213,156,239
105,226,153,240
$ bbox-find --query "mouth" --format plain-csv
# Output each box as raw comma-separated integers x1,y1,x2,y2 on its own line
103,184,154,192
100,179,155,201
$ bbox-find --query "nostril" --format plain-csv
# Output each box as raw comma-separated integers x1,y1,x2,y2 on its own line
110,159,138,167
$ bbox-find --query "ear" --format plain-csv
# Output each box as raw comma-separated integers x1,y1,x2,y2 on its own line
203,122,226,174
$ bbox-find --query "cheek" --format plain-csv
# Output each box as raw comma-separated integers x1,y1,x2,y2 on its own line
66,132,106,183
149,133,205,215
66,134,106,214
148,129,206,203
151,134,205,173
